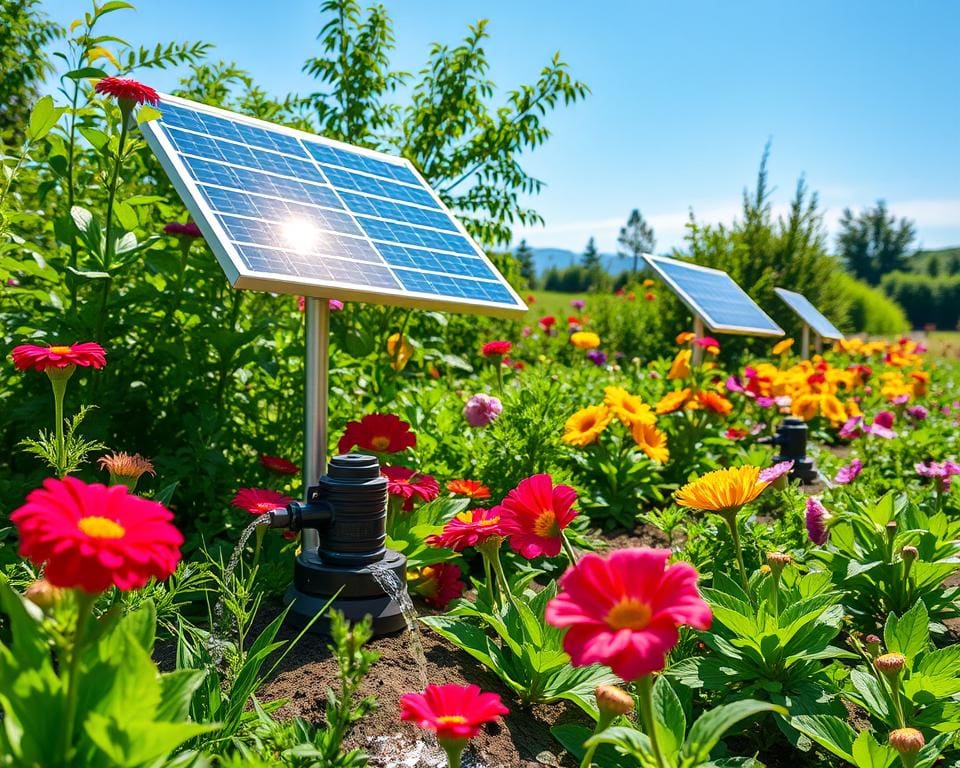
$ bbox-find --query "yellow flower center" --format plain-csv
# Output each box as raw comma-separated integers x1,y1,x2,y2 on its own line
371,435,391,450
77,516,125,539
532,509,559,538
455,511,499,526
49,345,73,354
606,598,652,631
437,715,468,725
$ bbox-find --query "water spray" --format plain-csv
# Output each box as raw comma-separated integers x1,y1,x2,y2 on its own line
267,453,409,636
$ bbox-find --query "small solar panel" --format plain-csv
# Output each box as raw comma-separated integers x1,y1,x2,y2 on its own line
643,254,784,337
774,288,843,341
141,95,527,317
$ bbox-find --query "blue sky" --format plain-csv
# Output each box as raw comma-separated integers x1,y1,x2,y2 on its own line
43,0,960,254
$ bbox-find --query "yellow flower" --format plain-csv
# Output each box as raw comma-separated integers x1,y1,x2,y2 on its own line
603,386,655,426
668,349,691,380
791,393,821,421
632,421,669,463
570,331,601,350
563,405,613,446
675,465,768,513
656,388,692,414
820,394,847,425
696,390,733,415
643,279,655,288
772,338,794,355
387,333,413,371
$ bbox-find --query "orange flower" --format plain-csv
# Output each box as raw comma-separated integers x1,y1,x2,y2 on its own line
563,405,613,446
696,391,733,415
656,388,692,414
772,338,794,355
632,421,669,463
668,349,691,380
446,479,491,500
791,393,821,421
675,331,695,345
603,386,655,426
387,333,414,371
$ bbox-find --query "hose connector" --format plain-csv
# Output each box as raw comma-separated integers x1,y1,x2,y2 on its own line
267,499,335,532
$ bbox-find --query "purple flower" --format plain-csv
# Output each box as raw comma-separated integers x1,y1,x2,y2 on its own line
867,411,897,439
750,422,767,435
328,299,344,311
756,396,776,408
725,376,745,393
839,416,864,440
570,299,586,311
834,459,863,485
760,460,794,484
906,405,928,421
915,460,960,492
805,497,831,545
463,393,503,428
586,349,607,366
164,221,202,238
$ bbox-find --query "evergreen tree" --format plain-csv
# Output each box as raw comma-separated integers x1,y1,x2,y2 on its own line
581,237,601,269
836,201,916,284
927,257,940,278
514,239,537,288
948,253,960,276
617,208,656,279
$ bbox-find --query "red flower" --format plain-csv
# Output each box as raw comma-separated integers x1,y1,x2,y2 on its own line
538,315,557,330
481,340,512,357
164,221,203,238
494,474,578,559
337,413,416,454
232,488,294,515
382,465,440,511
446,479,491,500
10,477,183,593
11,342,106,372
94,76,159,105
725,427,747,441
260,455,299,475
644,292,656,301
427,508,503,551
410,563,466,609
545,548,712,681
400,683,508,743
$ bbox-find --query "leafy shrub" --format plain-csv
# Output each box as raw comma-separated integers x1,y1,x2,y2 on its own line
833,273,910,335
881,271,960,330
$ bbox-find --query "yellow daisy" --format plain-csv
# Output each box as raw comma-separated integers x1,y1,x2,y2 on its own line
563,405,613,447
632,421,669,463
667,349,691,380
674,465,768,513
603,386,655,426
570,331,601,350
772,338,794,355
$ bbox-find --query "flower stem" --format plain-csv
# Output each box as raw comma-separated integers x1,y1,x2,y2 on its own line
561,533,580,565
95,110,129,342
495,358,504,396
441,738,466,768
60,591,96,764
49,373,70,478
637,675,667,768
722,512,750,596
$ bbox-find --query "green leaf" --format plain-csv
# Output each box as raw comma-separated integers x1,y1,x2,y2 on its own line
848,669,892,724
883,601,929,659
654,675,685,757
63,66,108,81
78,126,109,150
27,96,62,141
138,104,163,124
850,729,896,768
683,700,785,765
584,726,651,761
789,715,856,762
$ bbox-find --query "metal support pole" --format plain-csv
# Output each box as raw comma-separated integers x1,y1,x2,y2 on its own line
814,334,823,355
691,315,705,366
303,297,330,552
801,323,810,360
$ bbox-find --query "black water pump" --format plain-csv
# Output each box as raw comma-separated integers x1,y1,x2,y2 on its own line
267,453,408,636
758,417,818,483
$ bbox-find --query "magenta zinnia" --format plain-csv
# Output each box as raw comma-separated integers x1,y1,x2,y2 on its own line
232,488,294,515
494,473,578,559
427,508,503,551
94,76,159,105
11,342,106,372
545,548,712,681
381,465,440,511
10,477,182,593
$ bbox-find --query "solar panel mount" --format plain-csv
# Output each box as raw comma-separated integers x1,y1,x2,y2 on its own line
141,94,527,318
774,288,843,341
643,254,784,337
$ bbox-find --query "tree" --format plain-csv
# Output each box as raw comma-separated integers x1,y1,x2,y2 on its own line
617,208,655,279
836,201,916,285
927,257,940,278
514,239,537,287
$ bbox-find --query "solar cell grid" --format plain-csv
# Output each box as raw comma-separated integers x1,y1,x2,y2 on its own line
141,94,525,315
774,288,843,340
643,254,784,337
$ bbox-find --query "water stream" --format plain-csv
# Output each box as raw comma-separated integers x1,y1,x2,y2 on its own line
208,513,271,666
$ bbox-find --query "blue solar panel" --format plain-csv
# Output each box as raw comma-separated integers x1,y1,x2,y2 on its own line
643,255,784,337
774,288,843,340
141,95,525,316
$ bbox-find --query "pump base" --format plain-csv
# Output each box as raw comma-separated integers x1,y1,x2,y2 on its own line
283,547,409,636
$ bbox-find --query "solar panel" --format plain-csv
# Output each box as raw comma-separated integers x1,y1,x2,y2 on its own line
774,288,843,340
141,95,527,317
643,254,784,337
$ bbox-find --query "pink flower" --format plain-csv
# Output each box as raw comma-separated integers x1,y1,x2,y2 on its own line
805,498,831,545
495,474,578,559
915,460,960,492
329,299,344,311
756,396,777,408
400,684,508,744
232,488,294,515
906,405,928,421
163,221,202,238
94,76,159,105
839,416,864,440
571,299,586,311
545,548,712,681
834,459,863,485
867,411,897,439
759,460,794,484
725,376,745,394
427,507,504,552
381,465,440,511
463,393,502,427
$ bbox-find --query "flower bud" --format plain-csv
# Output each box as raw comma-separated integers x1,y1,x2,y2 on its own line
901,545,918,563
759,564,772,575
875,652,906,677
865,634,882,657
766,552,791,577
888,727,924,755
24,579,62,610
595,685,634,717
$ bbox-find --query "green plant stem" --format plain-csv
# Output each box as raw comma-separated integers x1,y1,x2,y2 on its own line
637,675,667,768
721,512,750,596
60,591,96,764
487,545,525,633
561,533,580,565
770,571,780,618
480,553,498,611
49,373,69,478
441,738,467,768
95,110,129,341
580,709,617,768
494,357,504,396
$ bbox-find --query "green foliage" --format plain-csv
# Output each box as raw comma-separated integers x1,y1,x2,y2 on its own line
881,271,960,330
618,208,657,278
837,201,916,285
833,272,910,335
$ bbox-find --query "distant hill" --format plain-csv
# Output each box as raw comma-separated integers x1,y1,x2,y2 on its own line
908,246,960,275
529,247,622,276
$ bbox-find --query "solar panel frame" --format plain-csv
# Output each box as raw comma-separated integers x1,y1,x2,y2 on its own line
141,94,527,318
774,287,844,340
642,254,784,337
